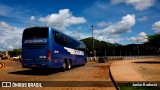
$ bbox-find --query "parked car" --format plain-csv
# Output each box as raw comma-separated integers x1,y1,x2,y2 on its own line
12,56,20,60
98,57,107,63
0,54,8,60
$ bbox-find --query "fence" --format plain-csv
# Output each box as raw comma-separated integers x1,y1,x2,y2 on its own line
87,55,160,61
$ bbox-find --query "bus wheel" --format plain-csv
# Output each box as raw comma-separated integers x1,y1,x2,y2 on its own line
67,60,71,70
61,62,67,72
82,60,86,66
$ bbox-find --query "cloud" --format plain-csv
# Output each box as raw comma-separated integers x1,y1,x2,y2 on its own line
127,32,148,43
94,14,136,35
39,9,87,28
152,21,160,33
111,0,155,11
30,16,35,21
0,21,24,51
77,26,82,30
111,0,124,4
93,14,136,44
138,16,148,22
0,37,21,51
97,21,112,27
0,21,15,31
64,29,90,40
97,21,107,27
93,33,124,44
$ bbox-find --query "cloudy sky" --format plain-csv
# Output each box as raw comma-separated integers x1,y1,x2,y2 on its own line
0,0,160,51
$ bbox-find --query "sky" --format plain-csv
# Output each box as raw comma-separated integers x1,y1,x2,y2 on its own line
0,0,160,51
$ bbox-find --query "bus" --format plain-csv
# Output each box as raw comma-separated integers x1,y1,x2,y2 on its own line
22,27,87,71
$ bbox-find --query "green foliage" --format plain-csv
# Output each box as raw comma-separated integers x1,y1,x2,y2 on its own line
8,49,22,57
81,33,160,56
148,34,160,42
146,34,160,48
81,37,120,56
144,33,160,55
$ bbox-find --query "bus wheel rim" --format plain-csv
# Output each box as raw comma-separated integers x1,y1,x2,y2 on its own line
68,62,71,69
63,63,66,69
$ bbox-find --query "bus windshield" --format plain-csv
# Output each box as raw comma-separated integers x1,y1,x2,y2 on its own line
23,27,48,38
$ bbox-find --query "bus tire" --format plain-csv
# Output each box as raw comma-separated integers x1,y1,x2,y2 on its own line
82,60,86,66
61,62,67,72
67,60,72,70
22,65,27,68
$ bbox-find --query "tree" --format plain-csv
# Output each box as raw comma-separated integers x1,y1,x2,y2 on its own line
145,33,160,55
81,37,119,56
9,49,22,57
81,33,160,56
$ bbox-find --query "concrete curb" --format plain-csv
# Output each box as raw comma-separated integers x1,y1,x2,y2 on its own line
109,64,119,90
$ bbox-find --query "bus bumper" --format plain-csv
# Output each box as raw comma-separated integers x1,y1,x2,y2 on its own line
22,62,63,68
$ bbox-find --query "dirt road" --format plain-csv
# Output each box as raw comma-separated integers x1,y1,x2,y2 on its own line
0,60,116,90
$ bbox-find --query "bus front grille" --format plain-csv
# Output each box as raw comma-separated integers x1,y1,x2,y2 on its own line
24,44,46,49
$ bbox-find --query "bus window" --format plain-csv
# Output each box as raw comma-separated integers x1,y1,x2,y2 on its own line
53,31,86,50
54,31,66,46
23,27,48,38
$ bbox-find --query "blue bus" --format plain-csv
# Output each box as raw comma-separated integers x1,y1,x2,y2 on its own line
22,27,87,71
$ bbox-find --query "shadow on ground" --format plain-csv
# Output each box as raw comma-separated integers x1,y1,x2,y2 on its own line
8,69,63,76
8,65,83,76
133,61,160,64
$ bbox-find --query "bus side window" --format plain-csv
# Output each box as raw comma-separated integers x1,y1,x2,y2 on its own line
78,43,86,51
53,31,67,46
53,31,86,50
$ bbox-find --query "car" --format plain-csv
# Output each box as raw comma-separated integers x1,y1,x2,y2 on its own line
98,57,107,63
12,56,20,60
0,54,8,60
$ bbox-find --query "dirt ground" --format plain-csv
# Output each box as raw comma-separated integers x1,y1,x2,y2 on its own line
0,59,116,90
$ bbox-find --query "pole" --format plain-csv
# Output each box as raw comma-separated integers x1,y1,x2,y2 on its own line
105,50,106,58
137,39,139,56
90,25,95,60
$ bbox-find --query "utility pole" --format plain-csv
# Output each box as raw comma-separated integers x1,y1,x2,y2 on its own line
90,25,95,60
105,50,106,58
137,39,139,56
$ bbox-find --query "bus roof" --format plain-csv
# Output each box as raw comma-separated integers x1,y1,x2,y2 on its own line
24,26,84,44
49,27,83,44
